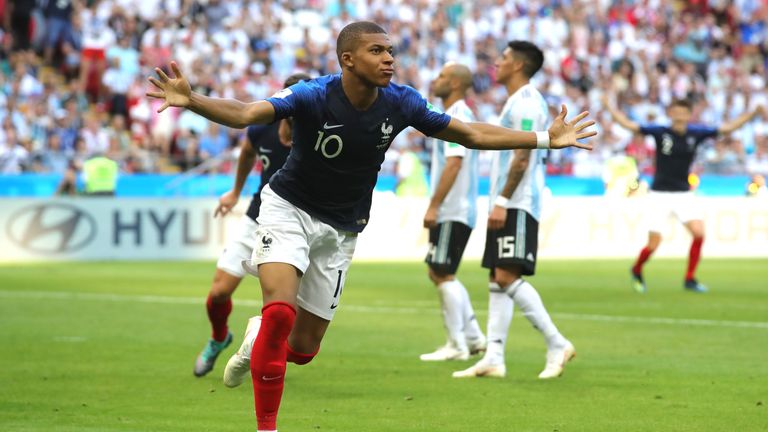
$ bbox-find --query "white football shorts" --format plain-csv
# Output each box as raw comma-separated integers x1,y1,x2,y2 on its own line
216,215,259,278
242,185,357,321
645,190,703,233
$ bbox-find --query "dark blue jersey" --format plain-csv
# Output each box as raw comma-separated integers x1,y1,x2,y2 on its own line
266,74,451,232
639,124,718,191
244,123,291,221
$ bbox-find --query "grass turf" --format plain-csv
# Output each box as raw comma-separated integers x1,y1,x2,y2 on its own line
0,259,766,431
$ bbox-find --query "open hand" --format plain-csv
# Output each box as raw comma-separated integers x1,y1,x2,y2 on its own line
547,104,597,150
146,62,192,113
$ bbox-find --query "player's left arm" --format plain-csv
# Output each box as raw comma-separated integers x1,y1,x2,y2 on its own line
434,105,596,151
718,105,764,134
215,133,258,217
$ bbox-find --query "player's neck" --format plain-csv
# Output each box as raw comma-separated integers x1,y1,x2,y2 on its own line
442,92,463,111
341,73,379,111
671,123,688,134
504,75,529,97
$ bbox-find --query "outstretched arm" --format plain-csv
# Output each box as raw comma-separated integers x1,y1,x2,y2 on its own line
719,105,763,134
601,94,640,133
147,62,275,129
433,105,596,151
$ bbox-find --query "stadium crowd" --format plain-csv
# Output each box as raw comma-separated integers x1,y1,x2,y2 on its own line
1,0,767,188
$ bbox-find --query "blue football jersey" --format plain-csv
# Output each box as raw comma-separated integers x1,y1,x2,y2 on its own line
244,123,292,221
266,74,451,232
639,124,718,191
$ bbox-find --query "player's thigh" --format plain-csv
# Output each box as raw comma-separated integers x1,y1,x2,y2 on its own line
482,209,538,277
243,186,311,278
673,193,704,233
645,191,673,234
297,229,357,321
425,221,472,277
217,216,258,279
210,268,243,299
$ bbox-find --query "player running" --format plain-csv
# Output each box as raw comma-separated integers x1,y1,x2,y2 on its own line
193,73,311,378
148,22,596,432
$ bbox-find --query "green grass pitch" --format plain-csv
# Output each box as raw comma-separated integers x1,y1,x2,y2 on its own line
1,259,766,431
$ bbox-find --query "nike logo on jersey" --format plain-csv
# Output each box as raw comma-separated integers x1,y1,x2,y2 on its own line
258,147,272,153
262,375,283,381
323,122,344,130
330,302,339,309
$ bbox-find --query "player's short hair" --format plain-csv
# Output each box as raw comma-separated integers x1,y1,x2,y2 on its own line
669,98,693,111
336,21,387,62
507,40,544,78
284,73,311,88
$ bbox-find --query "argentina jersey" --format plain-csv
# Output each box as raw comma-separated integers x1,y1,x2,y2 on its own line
266,74,451,232
430,99,478,228
489,83,548,221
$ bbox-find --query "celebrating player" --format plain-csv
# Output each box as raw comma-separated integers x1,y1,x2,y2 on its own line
148,22,595,432
603,96,764,293
452,41,575,380
420,62,486,362
193,73,311,378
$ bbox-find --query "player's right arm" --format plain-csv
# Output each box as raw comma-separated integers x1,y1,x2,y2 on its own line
147,62,275,129
215,132,258,217
424,155,461,228
601,94,640,133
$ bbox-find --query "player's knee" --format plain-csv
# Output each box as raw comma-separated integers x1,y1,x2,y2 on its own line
261,302,297,339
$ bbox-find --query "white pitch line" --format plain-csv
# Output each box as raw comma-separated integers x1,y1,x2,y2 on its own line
1,290,767,330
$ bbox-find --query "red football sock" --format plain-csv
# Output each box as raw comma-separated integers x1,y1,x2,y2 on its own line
206,294,232,342
250,302,296,432
286,343,318,365
632,246,653,275
686,237,704,281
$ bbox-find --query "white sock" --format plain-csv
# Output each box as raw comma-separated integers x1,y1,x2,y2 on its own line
506,279,567,350
455,278,484,342
484,282,513,364
437,280,468,351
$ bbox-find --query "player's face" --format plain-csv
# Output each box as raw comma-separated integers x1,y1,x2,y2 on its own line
432,67,453,99
494,47,517,84
350,33,395,87
668,105,692,124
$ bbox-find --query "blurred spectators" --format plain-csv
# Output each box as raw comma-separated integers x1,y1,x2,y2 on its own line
0,0,766,183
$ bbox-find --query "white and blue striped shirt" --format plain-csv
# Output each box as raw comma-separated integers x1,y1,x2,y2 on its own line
489,83,548,221
430,99,478,228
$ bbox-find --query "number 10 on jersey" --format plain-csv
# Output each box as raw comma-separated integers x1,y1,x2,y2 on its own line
315,131,344,159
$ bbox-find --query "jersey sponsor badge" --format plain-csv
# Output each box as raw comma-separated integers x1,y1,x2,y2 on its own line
270,88,293,99
521,118,534,131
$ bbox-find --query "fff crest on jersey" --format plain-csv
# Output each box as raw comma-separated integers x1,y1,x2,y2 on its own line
378,119,393,149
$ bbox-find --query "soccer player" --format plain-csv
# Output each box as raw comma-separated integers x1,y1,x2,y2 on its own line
193,73,311,378
602,96,764,293
148,22,595,432
453,41,575,380
420,62,486,362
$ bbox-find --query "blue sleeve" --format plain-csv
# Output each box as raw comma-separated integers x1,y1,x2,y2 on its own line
688,124,719,140
639,125,665,136
265,80,314,121
401,86,451,137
